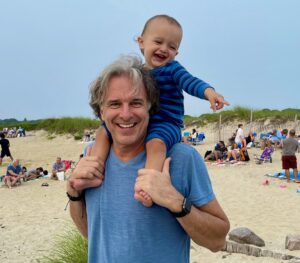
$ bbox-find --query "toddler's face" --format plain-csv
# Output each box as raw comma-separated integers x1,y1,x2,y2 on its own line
138,18,182,69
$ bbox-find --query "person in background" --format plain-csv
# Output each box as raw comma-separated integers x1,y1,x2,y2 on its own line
0,132,14,165
234,124,245,148
4,159,22,188
281,129,299,183
204,141,228,162
51,157,66,180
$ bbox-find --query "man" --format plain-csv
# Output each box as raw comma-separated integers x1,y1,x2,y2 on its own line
67,56,229,262
51,157,66,180
4,159,22,188
0,132,13,165
281,129,299,183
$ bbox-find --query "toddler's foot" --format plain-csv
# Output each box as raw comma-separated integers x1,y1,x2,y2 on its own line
134,190,153,207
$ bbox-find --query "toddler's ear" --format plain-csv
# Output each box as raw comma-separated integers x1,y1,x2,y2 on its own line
137,36,144,48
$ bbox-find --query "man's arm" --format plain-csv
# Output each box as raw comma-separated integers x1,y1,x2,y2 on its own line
135,158,230,252
67,184,88,238
67,156,104,237
8,169,19,177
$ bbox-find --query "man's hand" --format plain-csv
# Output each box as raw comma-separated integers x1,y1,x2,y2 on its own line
204,88,230,112
135,158,183,212
67,156,104,195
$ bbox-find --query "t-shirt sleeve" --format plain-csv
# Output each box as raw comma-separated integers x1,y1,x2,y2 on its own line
170,61,211,99
169,145,215,207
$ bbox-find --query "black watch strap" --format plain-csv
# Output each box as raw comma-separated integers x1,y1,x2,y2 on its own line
66,192,83,201
170,197,192,218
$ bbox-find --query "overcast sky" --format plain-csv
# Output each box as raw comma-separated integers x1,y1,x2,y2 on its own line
1,0,299,120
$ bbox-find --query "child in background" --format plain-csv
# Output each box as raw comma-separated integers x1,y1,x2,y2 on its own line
91,15,229,206
0,132,13,165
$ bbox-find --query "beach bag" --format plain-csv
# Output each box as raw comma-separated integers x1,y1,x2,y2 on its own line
240,149,250,161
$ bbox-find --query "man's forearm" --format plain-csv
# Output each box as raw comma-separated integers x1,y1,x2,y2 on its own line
177,200,230,252
69,200,88,238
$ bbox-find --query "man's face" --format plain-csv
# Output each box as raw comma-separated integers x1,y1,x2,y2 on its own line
56,158,61,163
100,75,150,151
138,18,182,69
13,160,19,167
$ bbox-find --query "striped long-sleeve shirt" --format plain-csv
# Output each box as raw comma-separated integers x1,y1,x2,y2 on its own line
151,60,211,127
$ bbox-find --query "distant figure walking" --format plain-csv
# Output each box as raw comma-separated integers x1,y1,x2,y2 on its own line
0,133,13,165
281,129,299,183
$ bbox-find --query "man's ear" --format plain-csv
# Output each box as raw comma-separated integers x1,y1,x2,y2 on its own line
99,108,105,122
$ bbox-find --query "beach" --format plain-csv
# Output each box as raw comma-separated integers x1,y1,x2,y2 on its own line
1,130,300,262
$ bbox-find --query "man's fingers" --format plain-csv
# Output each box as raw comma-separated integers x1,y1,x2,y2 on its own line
71,177,103,191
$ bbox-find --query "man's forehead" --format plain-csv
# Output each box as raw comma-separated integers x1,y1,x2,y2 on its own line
106,75,147,99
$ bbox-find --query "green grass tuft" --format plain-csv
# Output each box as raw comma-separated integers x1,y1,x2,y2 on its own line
39,228,88,263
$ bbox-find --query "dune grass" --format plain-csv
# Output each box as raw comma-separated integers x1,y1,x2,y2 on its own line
0,107,299,137
0,117,100,140
39,229,87,263
184,107,300,126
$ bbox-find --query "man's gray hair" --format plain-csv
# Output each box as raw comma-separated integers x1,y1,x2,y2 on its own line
89,55,159,119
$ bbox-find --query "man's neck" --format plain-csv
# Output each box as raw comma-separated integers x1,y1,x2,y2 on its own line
112,141,145,162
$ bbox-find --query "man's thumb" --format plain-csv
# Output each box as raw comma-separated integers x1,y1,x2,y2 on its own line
162,157,171,174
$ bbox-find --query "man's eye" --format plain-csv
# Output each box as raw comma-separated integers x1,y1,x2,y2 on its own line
154,40,162,44
170,46,177,51
108,103,120,108
131,101,143,107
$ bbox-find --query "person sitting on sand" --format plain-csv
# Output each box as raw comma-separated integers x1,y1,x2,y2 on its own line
51,157,66,180
226,143,240,162
26,167,46,181
204,141,228,162
0,132,14,165
281,129,300,183
4,159,22,188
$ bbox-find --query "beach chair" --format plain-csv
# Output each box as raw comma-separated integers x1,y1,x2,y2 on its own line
254,146,274,164
192,132,205,145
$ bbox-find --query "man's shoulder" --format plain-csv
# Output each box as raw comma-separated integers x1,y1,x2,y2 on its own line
7,164,14,169
168,143,199,158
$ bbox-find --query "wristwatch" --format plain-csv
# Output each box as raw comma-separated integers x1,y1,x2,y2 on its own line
170,197,192,218
66,191,84,201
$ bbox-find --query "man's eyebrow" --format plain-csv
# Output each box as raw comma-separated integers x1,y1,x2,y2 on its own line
106,99,120,104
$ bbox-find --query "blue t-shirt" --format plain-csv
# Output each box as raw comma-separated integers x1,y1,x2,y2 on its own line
85,143,215,263
6,164,22,176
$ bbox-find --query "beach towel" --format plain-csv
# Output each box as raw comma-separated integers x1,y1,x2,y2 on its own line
266,170,300,181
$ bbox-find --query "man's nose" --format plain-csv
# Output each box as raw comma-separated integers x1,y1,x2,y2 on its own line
119,104,133,119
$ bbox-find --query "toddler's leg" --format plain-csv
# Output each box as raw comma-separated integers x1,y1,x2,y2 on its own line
90,126,110,164
135,138,166,207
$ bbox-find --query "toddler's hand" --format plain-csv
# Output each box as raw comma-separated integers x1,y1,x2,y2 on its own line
204,88,230,112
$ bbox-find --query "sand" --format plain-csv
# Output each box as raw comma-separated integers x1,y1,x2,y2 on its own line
1,130,300,262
